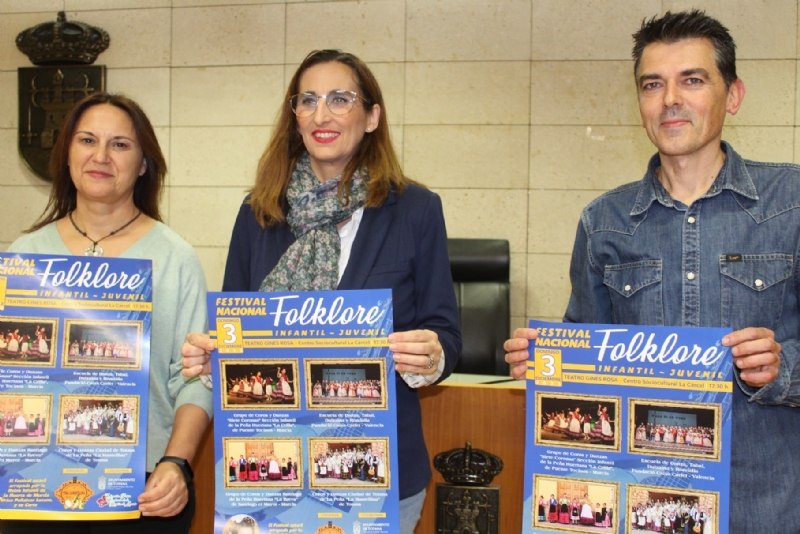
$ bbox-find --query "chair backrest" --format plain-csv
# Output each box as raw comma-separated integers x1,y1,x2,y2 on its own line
448,238,510,376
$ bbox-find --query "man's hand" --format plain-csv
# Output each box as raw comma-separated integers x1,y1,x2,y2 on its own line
503,328,538,380
723,327,781,388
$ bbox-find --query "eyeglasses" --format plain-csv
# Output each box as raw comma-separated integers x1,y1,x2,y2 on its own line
289,90,366,118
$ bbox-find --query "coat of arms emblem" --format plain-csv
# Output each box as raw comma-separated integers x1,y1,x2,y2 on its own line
15,12,109,181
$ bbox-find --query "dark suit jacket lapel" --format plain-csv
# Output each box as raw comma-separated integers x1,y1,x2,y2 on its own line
338,192,396,289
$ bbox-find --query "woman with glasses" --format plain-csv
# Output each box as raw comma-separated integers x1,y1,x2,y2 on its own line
181,49,461,533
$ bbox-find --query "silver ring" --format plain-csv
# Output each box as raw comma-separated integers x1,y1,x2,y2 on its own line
424,356,435,370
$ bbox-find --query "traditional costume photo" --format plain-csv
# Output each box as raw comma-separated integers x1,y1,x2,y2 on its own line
309,437,389,489
305,358,387,410
534,475,618,533
62,319,142,370
220,359,300,409
628,399,721,461
0,393,52,444
626,484,718,534
536,392,622,452
223,437,302,489
0,317,57,366
56,394,139,445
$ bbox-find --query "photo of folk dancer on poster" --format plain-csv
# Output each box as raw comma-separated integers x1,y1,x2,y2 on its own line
0,393,51,444
629,399,721,460
309,438,389,489
626,484,718,534
534,475,618,533
305,358,386,409
57,394,139,445
223,437,302,489
0,317,57,366
536,393,621,452
220,360,299,409
63,319,142,369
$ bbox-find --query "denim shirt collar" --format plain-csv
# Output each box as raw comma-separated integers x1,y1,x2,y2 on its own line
631,141,759,216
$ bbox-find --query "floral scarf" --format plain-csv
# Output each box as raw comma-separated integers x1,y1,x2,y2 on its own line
259,153,367,291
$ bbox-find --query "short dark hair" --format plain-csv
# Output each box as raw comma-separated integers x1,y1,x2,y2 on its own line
28,92,166,232
632,10,737,89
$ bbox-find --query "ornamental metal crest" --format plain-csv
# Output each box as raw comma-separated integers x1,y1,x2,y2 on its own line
18,66,104,181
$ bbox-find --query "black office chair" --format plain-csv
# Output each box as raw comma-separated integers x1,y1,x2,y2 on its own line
447,238,510,376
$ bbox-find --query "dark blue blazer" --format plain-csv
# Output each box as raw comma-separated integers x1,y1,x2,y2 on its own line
223,184,462,499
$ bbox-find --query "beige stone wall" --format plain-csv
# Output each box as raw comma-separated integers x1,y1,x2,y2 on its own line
1,0,798,332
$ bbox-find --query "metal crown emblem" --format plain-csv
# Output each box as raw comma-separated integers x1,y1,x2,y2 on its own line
433,441,503,486
16,11,109,65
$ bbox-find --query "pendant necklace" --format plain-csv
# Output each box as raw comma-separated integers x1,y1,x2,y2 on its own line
68,210,142,257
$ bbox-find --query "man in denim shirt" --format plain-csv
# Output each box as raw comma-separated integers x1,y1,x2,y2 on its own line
506,10,800,533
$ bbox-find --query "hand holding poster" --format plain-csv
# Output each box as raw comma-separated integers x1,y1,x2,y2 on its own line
0,253,151,520
522,321,732,534
209,289,400,534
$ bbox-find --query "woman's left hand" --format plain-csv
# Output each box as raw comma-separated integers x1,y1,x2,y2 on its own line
388,329,442,374
138,461,188,517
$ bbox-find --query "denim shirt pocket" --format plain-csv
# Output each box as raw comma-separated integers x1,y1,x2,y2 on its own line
603,260,664,325
719,254,793,330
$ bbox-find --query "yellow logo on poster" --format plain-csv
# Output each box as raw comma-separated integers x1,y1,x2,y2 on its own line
54,477,93,510
216,318,243,354
534,348,562,387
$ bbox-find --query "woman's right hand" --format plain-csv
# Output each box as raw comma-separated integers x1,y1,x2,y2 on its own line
181,332,214,377
503,328,538,380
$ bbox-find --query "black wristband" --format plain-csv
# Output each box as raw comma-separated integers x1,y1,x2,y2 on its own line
157,455,194,484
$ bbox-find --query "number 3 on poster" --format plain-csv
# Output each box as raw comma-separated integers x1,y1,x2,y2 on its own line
534,348,562,387
216,318,243,354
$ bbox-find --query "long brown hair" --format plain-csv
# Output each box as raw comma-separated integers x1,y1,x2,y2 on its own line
27,92,166,232
250,49,411,227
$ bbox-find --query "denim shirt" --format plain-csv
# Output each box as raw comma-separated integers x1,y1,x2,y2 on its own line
564,142,800,533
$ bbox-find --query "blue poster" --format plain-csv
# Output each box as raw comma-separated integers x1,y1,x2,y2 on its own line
208,289,400,534
523,321,732,534
0,253,151,520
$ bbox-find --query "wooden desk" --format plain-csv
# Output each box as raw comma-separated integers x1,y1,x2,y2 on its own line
189,381,526,533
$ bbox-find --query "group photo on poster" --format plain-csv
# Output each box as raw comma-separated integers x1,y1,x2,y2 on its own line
0,317,57,366
305,358,387,409
219,359,299,408
0,393,51,444
308,437,389,489
62,319,142,369
536,392,621,452
223,437,302,488
626,484,718,534
628,399,721,460
534,475,619,533
56,394,139,444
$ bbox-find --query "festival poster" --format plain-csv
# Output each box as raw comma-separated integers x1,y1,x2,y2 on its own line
208,289,399,534
0,252,151,520
522,320,733,534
